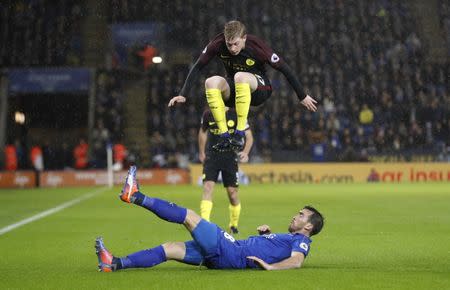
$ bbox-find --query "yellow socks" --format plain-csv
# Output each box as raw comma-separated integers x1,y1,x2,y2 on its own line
200,200,213,221
201,200,241,228
206,84,250,133
228,203,241,228
235,83,251,131
206,88,228,134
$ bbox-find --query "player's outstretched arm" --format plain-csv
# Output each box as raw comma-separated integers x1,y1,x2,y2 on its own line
274,62,318,112
169,57,208,107
247,252,305,270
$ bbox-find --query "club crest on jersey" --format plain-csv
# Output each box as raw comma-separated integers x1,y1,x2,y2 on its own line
299,242,309,251
271,53,280,63
246,58,255,66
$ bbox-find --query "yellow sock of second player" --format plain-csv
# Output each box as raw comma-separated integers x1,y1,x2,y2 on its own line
228,203,241,228
200,200,213,222
235,83,251,131
205,88,228,134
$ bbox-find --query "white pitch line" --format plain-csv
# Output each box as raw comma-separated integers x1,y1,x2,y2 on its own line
0,187,108,236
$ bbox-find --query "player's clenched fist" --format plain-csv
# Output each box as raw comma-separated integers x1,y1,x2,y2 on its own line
257,224,271,235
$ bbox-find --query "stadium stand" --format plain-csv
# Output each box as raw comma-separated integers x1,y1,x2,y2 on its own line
0,0,83,67
439,0,450,55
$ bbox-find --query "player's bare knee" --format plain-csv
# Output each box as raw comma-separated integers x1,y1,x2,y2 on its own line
184,209,202,230
161,242,176,253
202,182,214,200
162,242,185,260
203,181,214,194
234,72,251,83
205,76,225,89
227,187,239,204
230,197,240,205
204,77,215,88
202,190,213,200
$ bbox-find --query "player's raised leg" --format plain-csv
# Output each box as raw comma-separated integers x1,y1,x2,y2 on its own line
115,166,221,268
205,76,233,152
120,165,187,224
205,77,227,135
232,72,258,150
119,166,202,231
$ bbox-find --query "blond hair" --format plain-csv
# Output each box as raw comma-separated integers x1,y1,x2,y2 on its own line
224,21,246,41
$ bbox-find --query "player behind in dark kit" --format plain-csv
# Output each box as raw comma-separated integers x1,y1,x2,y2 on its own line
198,107,253,234
168,20,318,152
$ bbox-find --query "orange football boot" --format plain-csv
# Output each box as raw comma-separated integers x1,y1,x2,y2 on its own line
95,237,115,272
119,165,140,203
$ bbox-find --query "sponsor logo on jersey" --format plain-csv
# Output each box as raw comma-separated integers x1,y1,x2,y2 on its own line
271,53,280,63
209,128,222,135
246,58,255,66
227,120,235,127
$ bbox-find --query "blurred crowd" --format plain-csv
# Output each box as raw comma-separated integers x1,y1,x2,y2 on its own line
90,71,125,167
0,0,83,67
440,0,450,55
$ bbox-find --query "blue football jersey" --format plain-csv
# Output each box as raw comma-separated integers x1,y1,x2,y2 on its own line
206,231,312,269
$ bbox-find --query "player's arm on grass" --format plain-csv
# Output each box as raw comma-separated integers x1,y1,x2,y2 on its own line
239,129,253,163
198,127,208,163
247,251,305,270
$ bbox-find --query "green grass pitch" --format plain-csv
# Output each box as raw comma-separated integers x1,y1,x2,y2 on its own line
0,183,449,289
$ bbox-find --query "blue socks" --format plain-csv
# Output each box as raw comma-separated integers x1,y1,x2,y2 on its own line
132,192,187,224
112,192,186,270
120,245,167,269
